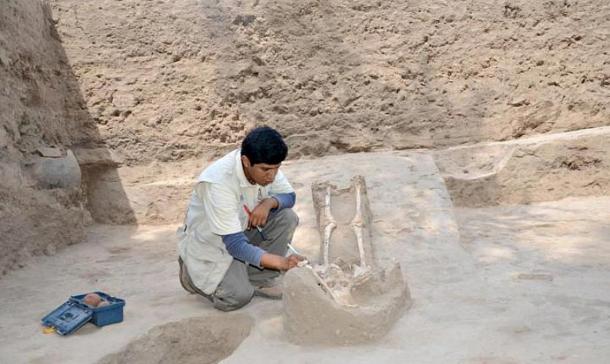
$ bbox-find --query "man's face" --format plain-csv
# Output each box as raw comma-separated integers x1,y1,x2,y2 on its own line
241,156,281,186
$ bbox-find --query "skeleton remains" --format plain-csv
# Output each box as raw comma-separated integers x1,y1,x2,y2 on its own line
283,176,411,345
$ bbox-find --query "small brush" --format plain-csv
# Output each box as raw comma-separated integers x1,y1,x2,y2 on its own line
287,243,300,256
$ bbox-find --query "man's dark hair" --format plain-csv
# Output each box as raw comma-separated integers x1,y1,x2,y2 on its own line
241,126,288,165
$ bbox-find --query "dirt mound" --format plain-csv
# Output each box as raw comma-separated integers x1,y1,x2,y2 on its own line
97,314,253,364
50,0,610,165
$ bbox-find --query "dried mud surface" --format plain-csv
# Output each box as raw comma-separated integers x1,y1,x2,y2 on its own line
50,0,610,164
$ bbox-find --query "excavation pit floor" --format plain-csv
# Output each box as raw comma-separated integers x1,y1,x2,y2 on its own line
1,152,609,363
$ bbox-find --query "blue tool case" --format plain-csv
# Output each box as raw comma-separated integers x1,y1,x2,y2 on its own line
41,291,125,335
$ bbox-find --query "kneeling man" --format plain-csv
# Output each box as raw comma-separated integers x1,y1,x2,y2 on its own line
178,126,303,311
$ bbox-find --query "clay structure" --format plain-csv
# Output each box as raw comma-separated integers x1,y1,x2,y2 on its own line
283,176,411,344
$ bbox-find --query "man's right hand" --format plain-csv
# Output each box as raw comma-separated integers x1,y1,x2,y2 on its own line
286,254,305,269
260,253,305,271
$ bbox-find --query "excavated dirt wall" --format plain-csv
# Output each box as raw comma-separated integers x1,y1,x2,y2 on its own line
49,0,610,164
0,0,131,275
435,129,610,207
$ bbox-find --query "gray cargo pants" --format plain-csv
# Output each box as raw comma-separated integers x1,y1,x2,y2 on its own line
179,208,299,311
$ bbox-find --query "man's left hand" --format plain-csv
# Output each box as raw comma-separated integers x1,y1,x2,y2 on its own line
249,198,278,228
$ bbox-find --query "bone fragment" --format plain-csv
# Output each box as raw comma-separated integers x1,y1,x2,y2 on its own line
350,180,367,269
299,261,355,307
322,185,336,267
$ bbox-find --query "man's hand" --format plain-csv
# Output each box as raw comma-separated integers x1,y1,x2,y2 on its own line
249,198,278,228
286,254,306,269
260,253,305,271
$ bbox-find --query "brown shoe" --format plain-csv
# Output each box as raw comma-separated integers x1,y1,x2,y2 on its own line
178,257,197,294
254,283,283,300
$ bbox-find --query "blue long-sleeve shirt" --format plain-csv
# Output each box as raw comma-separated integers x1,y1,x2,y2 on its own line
221,192,296,266
271,192,296,210
222,232,265,267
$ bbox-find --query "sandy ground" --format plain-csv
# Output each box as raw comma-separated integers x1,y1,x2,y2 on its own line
0,152,609,363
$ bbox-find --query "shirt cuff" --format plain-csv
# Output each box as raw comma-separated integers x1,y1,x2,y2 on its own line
271,192,296,210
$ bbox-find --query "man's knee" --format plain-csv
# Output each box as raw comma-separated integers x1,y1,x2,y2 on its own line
212,285,254,312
